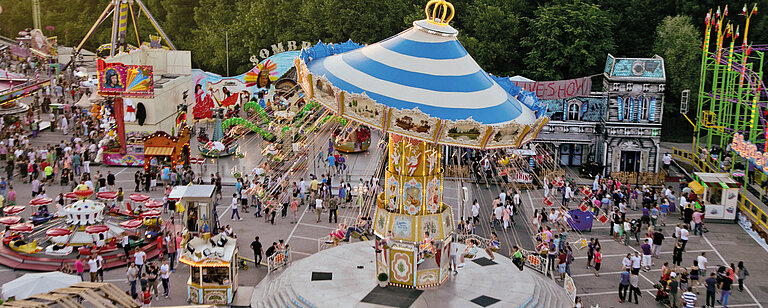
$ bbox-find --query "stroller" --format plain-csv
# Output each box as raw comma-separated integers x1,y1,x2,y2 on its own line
60,168,71,186
654,281,670,305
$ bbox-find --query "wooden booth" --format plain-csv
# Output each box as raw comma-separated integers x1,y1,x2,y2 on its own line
142,126,191,170
169,185,216,235
688,172,740,221
180,233,238,306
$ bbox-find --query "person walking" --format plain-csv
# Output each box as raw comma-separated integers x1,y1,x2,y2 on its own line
682,287,697,308
705,273,717,308
126,263,139,299
315,196,323,223
290,197,299,224
594,247,602,277
88,256,98,282
628,273,640,304
250,236,263,267
230,193,242,220
736,261,748,292
134,247,146,276
75,257,84,281
618,267,629,303
165,233,177,272
673,241,684,266
669,272,680,308
328,196,338,224
160,259,170,298
146,261,159,299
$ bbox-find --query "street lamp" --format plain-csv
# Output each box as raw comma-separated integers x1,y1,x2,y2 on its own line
221,29,229,76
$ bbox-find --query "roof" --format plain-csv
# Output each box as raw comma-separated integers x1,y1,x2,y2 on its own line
168,185,216,200
181,234,237,265
304,27,535,126
144,146,174,156
693,172,738,185
603,54,666,83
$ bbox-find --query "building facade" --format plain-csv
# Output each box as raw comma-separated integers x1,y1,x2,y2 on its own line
534,54,665,173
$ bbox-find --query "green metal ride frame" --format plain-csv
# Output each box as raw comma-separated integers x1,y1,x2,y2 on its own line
695,5,766,180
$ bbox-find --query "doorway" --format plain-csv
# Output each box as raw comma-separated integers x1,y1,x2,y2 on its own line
620,151,641,172
559,144,583,166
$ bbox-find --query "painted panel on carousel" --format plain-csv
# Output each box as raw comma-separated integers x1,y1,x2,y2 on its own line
521,117,549,146
389,142,403,174
391,214,415,242
424,146,441,176
385,174,400,211
486,121,526,149
439,238,452,279
389,108,440,143
417,269,440,286
312,76,337,109
402,178,423,216
343,91,387,129
419,214,441,242
440,119,486,148
390,249,414,285
373,207,389,236
191,51,299,119
425,177,441,214
441,206,454,236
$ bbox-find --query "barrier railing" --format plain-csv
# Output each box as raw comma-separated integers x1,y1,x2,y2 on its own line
672,146,718,173
609,171,666,186
738,194,768,237
267,249,292,272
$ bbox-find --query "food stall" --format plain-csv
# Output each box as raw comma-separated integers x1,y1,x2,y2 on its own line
689,172,740,221
180,233,238,305
168,185,216,235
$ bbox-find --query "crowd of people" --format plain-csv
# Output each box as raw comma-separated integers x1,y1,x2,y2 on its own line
529,173,752,308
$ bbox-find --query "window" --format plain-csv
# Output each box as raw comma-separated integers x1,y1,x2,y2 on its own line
624,98,631,121
640,97,649,121
567,103,580,121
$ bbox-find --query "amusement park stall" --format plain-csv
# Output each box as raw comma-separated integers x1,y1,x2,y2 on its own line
168,185,216,235
688,172,740,221
179,233,238,306
97,46,194,166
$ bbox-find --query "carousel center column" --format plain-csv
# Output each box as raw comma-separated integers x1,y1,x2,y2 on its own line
374,134,454,288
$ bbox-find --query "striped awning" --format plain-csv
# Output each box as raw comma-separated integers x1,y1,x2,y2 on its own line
144,146,174,156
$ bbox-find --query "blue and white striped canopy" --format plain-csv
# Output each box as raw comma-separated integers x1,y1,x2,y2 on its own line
304,27,537,126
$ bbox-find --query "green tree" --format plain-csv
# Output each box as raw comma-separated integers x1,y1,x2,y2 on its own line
162,0,200,52
459,0,525,76
521,0,616,80
653,15,700,115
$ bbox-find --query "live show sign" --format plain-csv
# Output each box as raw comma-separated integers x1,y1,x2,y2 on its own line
511,77,592,100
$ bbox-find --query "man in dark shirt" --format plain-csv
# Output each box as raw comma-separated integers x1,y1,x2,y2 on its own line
705,273,717,308
618,267,630,303
652,229,664,258
107,171,116,190
265,242,277,259
719,275,733,307
98,174,107,189
250,236,263,267
134,171,142,192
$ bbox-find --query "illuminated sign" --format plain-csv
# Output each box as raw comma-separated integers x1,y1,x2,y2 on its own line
731,133,768,175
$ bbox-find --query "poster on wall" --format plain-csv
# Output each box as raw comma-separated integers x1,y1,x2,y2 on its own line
97,59,154,97
191,51,299,119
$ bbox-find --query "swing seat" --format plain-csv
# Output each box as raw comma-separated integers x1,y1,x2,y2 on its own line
489,246,500,252
464,253,476,260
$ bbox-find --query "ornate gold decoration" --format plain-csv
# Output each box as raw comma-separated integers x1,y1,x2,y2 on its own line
425,0,454,25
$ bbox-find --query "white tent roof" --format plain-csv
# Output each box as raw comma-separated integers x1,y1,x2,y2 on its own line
2,271,82,300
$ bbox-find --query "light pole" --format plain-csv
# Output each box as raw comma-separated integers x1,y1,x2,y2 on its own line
221,28,229,76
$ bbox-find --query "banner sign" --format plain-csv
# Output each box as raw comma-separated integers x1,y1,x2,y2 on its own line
514,172,533,183
731,133,768,175
98,59,154,98
511,77,592,100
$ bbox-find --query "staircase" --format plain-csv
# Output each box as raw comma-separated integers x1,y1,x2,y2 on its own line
520,274,571,308
252,272,317,308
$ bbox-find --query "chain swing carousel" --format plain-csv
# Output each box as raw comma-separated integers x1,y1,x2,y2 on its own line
252,4,564,307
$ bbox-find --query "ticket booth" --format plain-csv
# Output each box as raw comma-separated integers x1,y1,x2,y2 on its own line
689,172,740,221
180,233,238,305
169,185,216,235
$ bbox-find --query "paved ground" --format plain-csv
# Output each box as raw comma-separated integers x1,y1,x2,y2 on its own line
3,114,768,308
524,185,768,308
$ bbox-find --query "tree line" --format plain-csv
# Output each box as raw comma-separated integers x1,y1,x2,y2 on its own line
1,0,765,120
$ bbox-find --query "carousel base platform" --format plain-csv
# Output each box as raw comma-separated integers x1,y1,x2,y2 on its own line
0,238,162,271
250,241,571,308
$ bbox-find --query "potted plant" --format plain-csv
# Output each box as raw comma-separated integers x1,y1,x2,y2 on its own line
377,273,388,287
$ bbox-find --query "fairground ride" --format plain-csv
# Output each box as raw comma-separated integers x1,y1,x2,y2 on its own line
690,4,768,181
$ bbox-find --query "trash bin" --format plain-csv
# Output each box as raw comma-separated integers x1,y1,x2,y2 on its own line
568,209,594,232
